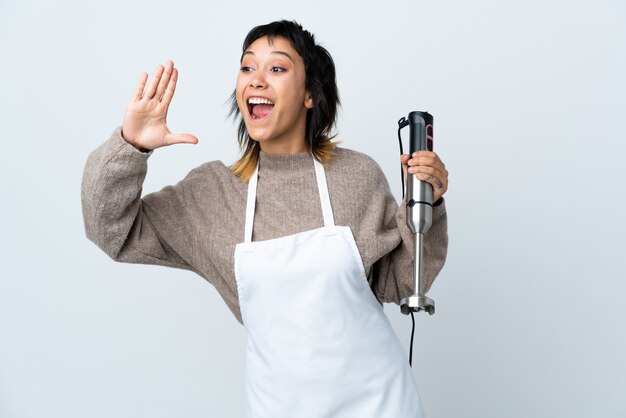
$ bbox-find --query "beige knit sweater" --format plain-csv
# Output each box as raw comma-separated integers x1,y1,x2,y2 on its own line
81,126,448,324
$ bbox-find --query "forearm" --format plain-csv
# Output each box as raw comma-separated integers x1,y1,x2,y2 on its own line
81,126,193,270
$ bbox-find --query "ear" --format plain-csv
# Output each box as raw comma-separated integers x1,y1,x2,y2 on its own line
304,91,314,109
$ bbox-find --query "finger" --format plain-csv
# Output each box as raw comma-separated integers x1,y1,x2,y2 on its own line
400,154,410,166
409,150,436,159
410,151,444,165
155,60,174,101
411,150,437,158
409,162,449,182
408,164,446,179
164,132,199,146
414,172,447,193
408,154,446,171
410,165,448,190
132,72,148,101
161,67,178,106
143,64,165,99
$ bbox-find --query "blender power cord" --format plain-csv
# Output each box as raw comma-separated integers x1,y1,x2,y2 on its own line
398,117,416,368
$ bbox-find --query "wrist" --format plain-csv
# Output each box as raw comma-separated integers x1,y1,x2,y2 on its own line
121,128,151,153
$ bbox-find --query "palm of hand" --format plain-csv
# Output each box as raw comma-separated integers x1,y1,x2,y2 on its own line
121,60,197,151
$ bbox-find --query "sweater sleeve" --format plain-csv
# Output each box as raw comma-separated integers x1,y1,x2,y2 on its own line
81,126,199,272
367,166,449,304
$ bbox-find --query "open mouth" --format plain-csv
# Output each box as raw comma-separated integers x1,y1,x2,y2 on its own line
247,97,275,120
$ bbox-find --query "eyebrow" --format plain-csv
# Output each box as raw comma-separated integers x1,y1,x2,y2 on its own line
240,50,295,64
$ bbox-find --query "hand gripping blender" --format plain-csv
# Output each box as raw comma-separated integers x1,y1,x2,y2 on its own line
398,111,435,316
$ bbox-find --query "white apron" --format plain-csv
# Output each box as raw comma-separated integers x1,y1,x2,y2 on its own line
234,157,425,418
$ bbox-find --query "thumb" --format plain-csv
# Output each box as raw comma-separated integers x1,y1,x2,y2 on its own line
164,132,199,146
400,154,409,179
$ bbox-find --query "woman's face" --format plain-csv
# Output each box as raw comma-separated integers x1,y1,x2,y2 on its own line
236,35,313,154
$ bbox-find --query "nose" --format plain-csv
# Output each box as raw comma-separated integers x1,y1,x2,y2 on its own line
250,72,266,89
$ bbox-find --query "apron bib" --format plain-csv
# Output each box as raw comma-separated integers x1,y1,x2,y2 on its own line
234,157,425,418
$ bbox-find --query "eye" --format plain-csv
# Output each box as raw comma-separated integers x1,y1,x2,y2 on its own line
240,66,254,72
270,67,286,73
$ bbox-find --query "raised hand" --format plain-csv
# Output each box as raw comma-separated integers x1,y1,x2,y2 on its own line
121,60,198,151
400,151,449,203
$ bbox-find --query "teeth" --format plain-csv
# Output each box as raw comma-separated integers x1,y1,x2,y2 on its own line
248,97,274,105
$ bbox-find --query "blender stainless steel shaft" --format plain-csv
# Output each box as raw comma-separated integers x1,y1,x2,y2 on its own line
400,111,435,316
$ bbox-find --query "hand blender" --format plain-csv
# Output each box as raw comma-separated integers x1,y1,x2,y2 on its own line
398,111,435,316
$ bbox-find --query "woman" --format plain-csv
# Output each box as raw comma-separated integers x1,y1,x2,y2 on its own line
82,20,448,418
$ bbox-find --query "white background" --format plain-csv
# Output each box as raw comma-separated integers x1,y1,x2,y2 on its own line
1,0,625,417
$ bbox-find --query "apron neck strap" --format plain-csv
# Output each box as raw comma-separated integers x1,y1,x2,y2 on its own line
313,158,335,229
243,163,259,244
244,157,335,243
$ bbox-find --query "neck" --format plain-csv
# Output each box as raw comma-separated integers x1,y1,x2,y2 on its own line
259,138,307,155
